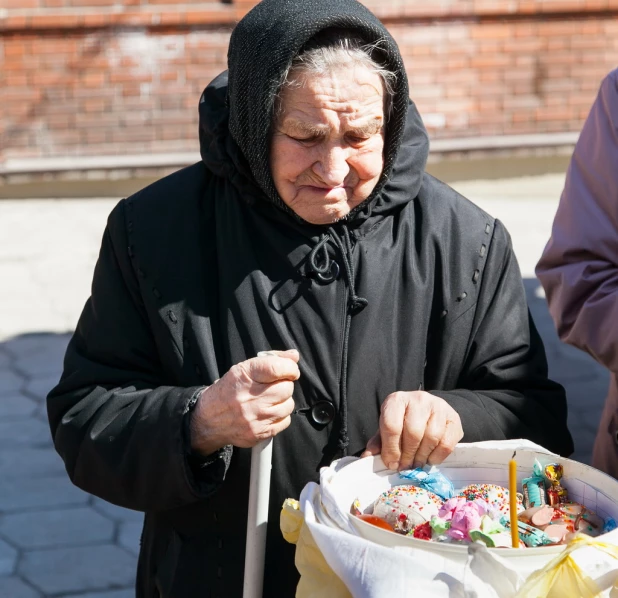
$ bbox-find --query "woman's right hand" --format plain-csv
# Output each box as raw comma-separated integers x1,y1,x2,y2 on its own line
189,349,300,456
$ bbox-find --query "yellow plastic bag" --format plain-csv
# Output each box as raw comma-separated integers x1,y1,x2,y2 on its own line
516,534,618,598
281,499,352,598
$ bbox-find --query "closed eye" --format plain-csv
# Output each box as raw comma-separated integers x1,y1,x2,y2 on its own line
347,135,370,144
288,135,320,144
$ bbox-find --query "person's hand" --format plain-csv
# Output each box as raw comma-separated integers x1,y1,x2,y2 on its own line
190,349,300,456
361,390,463,470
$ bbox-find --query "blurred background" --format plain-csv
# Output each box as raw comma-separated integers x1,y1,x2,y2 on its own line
0,1,616,596
2,0,617,195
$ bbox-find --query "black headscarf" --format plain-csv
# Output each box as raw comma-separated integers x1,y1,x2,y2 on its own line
226,0,412,210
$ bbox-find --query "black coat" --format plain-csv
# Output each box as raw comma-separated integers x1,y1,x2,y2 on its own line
47,1,573,596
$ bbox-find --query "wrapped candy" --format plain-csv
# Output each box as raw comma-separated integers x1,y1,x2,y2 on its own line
604,518,618,533
429,515,451,536
545,463,568,506
398,466,455,500
350,498,362,516
438,497,489,541
501,517,554,547
468,514,512,547
522,460,547,509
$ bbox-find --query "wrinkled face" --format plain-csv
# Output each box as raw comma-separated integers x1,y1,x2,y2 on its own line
270,65,385,225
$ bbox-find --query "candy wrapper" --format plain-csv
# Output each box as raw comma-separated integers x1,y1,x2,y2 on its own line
545,463,568,506
398,466,455,500
522,459,547,509
501,516,554,547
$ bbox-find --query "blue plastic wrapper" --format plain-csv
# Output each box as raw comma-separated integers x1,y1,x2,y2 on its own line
398,466,455,500
500,516,554,547
604,518,617,533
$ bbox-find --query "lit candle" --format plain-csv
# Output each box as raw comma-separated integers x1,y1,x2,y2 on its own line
509,451,520,548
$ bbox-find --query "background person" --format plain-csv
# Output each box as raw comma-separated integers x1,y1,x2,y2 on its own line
537,68,618,478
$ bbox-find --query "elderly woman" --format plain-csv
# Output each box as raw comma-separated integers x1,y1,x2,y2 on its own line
48,0,573,596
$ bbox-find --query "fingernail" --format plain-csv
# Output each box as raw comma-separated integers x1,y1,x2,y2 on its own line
413,461,423,469
388,461,399,471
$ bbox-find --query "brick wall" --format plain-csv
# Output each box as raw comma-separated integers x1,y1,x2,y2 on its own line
1,0,617,164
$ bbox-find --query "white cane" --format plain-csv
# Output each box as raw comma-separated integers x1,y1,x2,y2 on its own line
242,351,279,598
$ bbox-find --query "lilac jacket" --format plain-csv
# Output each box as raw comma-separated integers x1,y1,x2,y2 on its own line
537,68,618,476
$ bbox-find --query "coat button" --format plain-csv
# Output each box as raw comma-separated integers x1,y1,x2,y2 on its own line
311,401,335,425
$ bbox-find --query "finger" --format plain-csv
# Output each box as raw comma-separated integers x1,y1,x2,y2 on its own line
265,414,293,438
379,395,407,470
360,432,381,458
259,396,295,422
246,411,293,446
398,402,432,470
244,356,301,384
409,409,446,469
427,417,463,465
258,349,300,363
256,379,296,404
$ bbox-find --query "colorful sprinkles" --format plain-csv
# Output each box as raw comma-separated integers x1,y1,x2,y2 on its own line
458,484,524,516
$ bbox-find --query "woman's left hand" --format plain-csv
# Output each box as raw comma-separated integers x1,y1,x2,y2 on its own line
361,390,464,471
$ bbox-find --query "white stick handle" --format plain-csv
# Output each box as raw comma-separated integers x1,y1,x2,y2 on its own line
243,350,278,598
243,438,273,598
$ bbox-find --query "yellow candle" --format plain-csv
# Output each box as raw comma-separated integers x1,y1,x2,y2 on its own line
509,452,520,548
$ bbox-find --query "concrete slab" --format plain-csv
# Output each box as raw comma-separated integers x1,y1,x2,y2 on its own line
118,522,142,557
0,577,41,598
0,370,24,397
0,418,53,448
0,475,89,512
19,544,136,595
0,507,114,550
0,538,18,576
24,375,63,403
60,591,134,598
0,393,38,418
0,448,66,478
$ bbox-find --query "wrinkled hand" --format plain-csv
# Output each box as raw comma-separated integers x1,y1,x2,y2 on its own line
361,391,463,470
190,349,300,456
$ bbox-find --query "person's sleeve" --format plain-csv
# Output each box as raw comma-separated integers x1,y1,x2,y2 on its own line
536,69,618,374
46,199,230,512
433,220,574,457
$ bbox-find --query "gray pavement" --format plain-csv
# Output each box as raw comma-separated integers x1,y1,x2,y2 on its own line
0,174,609,596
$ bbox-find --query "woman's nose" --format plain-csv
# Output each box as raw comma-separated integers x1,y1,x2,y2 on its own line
314,145,350,186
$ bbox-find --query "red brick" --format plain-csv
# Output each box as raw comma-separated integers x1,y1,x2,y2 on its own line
29,14,80,28
470,24,512,40
2,15,31,29
81,72,106,87
46,113,75,129
159,71,179,82
470,55,511,68
83,98,109,112
81,13,111,27
109,72,153,84
3,0,38,8
70,0,118,5
4,41,29,57
84,130,108,144
4,73,29,86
